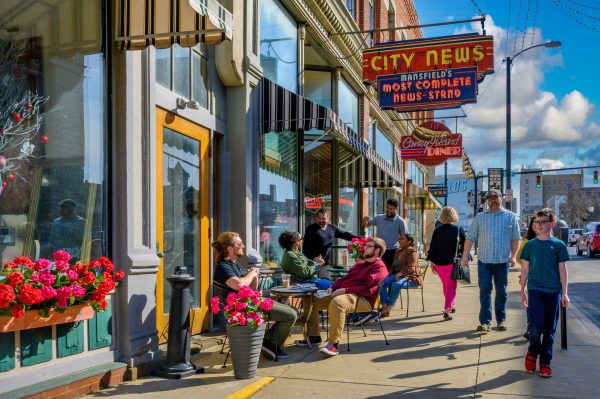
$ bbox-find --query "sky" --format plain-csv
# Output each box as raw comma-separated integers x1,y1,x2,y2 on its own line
413,0,600,197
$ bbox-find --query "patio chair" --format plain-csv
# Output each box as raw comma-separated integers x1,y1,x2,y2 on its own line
402,258,430,317
345,283,390,351
212,280,232,367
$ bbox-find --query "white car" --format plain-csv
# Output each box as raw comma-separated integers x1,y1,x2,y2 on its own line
568,229,582,246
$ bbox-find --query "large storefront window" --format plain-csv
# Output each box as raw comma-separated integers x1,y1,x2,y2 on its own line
337,144,359,237
304,138,332,225
338,79,358,132
260,0,298,93
0,2,107,264
259,131,299,264
304,70,332,108
376,127,394,165
408,161,425,188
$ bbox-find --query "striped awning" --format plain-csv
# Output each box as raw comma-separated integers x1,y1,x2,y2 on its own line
405,183,443,210
116,0,234,50
262,78,403,184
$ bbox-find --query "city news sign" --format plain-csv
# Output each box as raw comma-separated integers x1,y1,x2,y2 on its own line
400,121,463,167
377,67,478,112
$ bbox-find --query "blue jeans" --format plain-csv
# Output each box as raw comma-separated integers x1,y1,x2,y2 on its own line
380,275,417,307
477,261,508,325
527,289,561,365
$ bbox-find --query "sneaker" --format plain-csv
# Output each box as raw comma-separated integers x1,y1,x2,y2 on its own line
525,352,537,373
276,350,289,359
294,336,322,347
450,308,456,313
352,313,374,326
319,342,339,356
261,341,277,360
539,364,552,378
523,332,530,340
477,324,491,333
443,312,453,321
497,322,508,331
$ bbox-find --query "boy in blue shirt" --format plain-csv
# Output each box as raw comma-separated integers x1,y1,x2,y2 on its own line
520,208,570,378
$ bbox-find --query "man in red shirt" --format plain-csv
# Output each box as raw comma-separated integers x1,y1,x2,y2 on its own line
298,237,389,356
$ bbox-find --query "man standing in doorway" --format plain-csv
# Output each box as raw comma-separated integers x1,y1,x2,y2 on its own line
461,189,521,333
362,198,408,271
303,208,357,266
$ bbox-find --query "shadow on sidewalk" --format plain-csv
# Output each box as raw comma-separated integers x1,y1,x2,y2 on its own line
86,375,236,397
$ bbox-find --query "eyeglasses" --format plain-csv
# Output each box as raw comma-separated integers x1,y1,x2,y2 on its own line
533,220,551,225
364,243,376,248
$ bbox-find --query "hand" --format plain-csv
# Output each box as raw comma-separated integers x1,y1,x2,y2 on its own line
362,216,370,227
431,267,437,275
331,288,347,298
326,287,333,294
313,256,325,266
562,293,570,308
509,257,517,267
248,267,260,277
521,290,528,307
461,257,469,268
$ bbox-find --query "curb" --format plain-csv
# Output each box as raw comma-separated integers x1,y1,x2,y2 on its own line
224,376,275,399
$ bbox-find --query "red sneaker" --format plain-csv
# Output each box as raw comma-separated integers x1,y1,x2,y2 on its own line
525,352,537,373
539,364,553,378
319,342,339,357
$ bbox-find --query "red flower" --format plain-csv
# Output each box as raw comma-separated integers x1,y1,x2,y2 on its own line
114,270,125,281
71,263,87,274
17,284,44,306
13,257,34,268
3,262,17,270
8,272,24,287
235,301,247,311
94,257,114,273
82,271,96,285
10,304,25,318
98,300,109,310
0,284,16,308
210,297,220,314
53,250,72,262
259,298,274,312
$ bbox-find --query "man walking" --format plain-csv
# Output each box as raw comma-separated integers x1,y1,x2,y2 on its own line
363,198,408,271
303,208,357,266
461,189,521,333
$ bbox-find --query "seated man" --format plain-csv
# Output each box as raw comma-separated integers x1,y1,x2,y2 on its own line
278,230,333,290
298,237,389,357
212,232,298,360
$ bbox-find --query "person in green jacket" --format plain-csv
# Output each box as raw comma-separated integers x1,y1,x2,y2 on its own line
278,231,333,290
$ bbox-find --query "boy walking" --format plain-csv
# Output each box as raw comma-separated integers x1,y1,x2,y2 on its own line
519,208,570,378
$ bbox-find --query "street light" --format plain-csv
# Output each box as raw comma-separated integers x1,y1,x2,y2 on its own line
505,40,561,211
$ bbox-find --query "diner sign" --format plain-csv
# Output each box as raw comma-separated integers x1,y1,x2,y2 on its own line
363,33,494,82
400,122,463,167
377,67,478,112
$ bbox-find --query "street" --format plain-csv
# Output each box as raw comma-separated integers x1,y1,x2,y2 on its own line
567,246,600,331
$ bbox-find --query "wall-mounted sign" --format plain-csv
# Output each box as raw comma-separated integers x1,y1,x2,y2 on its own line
304,194,326,210
427,185,447,198
400,122,463,167
363,33,494,82
378,67,478,112
487,168,503,193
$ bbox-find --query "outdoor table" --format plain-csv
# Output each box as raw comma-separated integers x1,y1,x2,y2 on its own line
257,267,283,292
326,265,349,280
270,285,318,348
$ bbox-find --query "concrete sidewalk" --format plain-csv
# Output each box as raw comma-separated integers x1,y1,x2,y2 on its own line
86,262,600,399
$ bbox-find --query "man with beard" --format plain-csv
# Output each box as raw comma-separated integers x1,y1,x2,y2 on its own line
363,198,408,271
303,208,357,266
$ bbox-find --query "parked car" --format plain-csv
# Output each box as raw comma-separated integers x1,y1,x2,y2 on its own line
568,229,583,246
576,222,600,258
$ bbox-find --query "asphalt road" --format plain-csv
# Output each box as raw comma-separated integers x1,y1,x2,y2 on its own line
566,245,600,331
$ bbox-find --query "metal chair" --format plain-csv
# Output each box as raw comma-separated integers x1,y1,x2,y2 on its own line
212,281,232,367
402,259,430,317
345,283,390,351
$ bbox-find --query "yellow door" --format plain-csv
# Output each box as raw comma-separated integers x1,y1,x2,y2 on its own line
156,107,210,342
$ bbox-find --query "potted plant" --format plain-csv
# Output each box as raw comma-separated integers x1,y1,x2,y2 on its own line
347,236,371,260
0,250,123,332
210,286,274,379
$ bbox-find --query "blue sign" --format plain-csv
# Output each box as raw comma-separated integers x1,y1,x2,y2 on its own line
377,67,478,112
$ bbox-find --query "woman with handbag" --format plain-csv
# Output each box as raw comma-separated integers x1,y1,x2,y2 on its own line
427,207,466,321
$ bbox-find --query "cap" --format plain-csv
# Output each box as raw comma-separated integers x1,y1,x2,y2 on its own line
485,189,503,198
58,199,77,208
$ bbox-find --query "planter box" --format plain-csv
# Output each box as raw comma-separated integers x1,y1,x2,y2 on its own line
0,304,95,333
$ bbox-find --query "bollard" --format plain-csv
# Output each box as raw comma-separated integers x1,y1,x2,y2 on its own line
560,305,567,350
154,266,204,379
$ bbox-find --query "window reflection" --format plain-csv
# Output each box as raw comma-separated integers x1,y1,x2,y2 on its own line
338,79,358,132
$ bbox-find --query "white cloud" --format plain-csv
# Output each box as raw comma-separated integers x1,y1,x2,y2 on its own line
535,158,567,170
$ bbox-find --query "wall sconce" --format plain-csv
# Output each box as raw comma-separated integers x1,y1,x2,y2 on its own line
176,98,200,110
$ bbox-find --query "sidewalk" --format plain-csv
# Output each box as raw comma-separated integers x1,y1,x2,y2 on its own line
86,261,600,399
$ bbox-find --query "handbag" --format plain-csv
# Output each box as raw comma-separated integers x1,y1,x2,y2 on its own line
451,227,471,283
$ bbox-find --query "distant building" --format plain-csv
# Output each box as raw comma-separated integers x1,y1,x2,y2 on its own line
546,195,567,220
543,172,583,205
435,174,475,231
519,168,543,217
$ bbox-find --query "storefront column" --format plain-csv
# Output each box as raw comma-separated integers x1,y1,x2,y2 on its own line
113,49,163,375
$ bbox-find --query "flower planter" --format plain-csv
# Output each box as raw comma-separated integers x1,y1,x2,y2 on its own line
227,323,266,379
0,304,95,333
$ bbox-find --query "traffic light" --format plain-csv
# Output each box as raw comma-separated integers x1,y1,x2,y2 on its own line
536,175,541,188
462,151,474,179
594,170,598,184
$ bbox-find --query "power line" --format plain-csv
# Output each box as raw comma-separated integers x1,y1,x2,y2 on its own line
556,0,600,21
553,0,600,31
530,0,539,46
512,0,524,56
504,0,513,61
520,0,532,53
564,0,600,10
468,0,485,15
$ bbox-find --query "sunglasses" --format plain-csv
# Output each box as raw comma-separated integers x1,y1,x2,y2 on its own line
533,220,551,225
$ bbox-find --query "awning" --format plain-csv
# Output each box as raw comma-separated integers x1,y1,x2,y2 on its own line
116,0,234,50
360,157,402,188
262,78,403,184
405,183,443,210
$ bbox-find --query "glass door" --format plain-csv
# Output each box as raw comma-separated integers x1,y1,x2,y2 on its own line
156,108,210,342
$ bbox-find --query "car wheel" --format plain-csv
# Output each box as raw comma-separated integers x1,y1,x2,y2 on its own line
588,244,595,258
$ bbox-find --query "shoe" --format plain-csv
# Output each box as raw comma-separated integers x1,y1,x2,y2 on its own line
525,352,537,373
276,350,289,359
477,324,491,333
523,332,530,340
450,308,456,313
379,311,390,318
319,342,339,356
539,364,552,378
497,322,508,331
261,341,277,360
352,312,374,326
294,337,322,347
443,312,453,321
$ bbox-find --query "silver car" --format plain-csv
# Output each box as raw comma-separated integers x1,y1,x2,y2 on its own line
568,229,582,246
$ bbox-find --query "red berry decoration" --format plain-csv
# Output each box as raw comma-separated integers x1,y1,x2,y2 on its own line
2,181,7,189
39,135,49,145
12,113,21,122
8,174,14,181
26,104,33,110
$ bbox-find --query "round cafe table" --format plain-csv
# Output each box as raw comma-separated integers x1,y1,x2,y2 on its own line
326,266,349,281
270,285,318,348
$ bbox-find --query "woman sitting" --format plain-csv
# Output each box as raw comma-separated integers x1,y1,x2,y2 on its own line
279,231,333,290
379,233,422,317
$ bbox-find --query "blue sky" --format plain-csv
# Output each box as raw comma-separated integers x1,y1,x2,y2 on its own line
414,0,600,191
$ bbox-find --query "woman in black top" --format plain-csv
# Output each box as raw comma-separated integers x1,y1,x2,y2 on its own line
427,207,465,321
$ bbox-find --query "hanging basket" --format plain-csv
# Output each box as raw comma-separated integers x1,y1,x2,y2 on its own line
0,304,95,333
226,323,266,380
